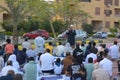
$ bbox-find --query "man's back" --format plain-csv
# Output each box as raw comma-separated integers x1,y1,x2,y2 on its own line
99,58,112,76
40,53,54,70
24,61,37,80
17,50,28,65
26,49,36,58
1,66,16,76
22,41,31,50
55,45,65,57
109,45,119,59
0,74,14,80
62,55,73,74
73,48,84,64
92,68,110,80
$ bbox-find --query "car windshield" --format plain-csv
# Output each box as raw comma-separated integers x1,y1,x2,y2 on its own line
76,30,83,34
30,31,37,34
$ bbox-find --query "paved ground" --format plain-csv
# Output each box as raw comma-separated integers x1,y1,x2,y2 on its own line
112,60,120,80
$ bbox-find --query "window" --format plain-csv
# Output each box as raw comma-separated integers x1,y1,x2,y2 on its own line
3,13,9,21
104,0,113,6
105,21,110,28
95,7,100,15
104,9,112,16
114,0,119,6
114,9,120,17
114,22,119,28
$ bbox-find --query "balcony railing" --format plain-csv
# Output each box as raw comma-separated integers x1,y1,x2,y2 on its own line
114,15,120,17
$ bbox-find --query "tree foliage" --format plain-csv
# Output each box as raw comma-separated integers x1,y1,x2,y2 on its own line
0,0,29,44
82,24,94,34
0,0,89,44
55,0,89,28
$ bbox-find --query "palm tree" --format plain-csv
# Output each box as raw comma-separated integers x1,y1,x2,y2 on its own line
0,0,28,45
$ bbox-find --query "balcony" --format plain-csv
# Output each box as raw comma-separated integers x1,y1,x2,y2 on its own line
114,15,120,17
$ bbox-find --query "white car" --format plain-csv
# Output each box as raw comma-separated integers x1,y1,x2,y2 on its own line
57,30,88,40
93,32,107,39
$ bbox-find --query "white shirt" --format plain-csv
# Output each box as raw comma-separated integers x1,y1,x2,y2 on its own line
99,58,113,76
0,65,17,76
40,53,54,70
109,45,119,59
85,53,97,63
54,63,63,75
0,56,4,72
64,43,73,55
26,49,36,58
54,45,65,57
22,41,31,50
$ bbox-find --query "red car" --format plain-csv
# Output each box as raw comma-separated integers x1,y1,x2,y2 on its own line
23,29,50,40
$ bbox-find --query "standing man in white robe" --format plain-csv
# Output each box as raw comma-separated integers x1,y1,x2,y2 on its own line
34,36,45,55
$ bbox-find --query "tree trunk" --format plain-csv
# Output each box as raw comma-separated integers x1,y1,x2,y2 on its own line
50,20,56,40
12,23,18,45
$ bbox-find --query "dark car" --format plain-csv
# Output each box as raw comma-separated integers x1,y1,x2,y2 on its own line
23,29,50,40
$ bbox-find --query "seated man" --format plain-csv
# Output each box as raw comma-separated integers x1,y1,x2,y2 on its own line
66,58,86,80
0,70,15,80
53,42,65,57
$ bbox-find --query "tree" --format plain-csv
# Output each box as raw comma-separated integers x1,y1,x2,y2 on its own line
27,0,57,39
55,0,90,29
82,24,94,34
0,0,29,45
26,0,89,40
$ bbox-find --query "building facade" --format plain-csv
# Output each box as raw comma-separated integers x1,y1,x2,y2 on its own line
0,0,7,31
0,0,120,32
81,0,120,31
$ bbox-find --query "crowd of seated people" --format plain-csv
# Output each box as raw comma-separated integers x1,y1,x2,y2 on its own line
0,38,119,80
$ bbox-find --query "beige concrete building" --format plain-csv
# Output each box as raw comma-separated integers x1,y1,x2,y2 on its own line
0,0,7,31
0,0,120,32
81,0,120,31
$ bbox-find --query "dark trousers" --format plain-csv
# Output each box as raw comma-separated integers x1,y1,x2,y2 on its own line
4,54,12,63
42,69,54,74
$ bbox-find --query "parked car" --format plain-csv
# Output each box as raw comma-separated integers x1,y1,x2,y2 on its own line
116,32,120,38
92,32,107,39
57,30,88,40
23,29,50,40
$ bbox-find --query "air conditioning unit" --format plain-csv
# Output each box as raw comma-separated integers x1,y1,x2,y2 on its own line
107,3,112,7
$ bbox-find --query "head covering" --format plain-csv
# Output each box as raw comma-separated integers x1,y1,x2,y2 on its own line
65,43,71,48
34,36,45,47
8,54,20,69
8,54,17,62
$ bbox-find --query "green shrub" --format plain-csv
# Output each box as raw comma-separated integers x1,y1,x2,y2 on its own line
5,32,13,36
18,31,25,36
49,33,54,37
108,34,116,37
82,24,94,34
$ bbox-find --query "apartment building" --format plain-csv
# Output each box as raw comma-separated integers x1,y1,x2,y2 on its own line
0,0,120,32
0,0,7,31
81,0,120,31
